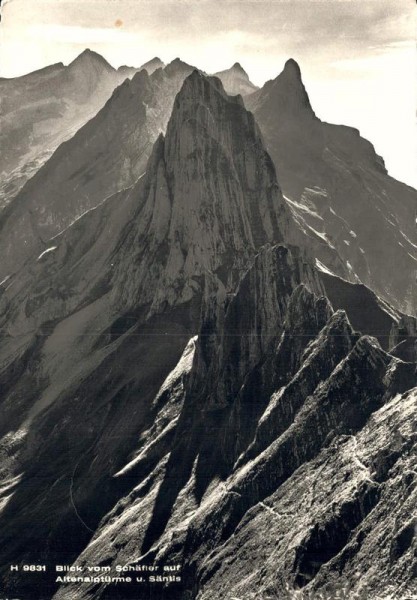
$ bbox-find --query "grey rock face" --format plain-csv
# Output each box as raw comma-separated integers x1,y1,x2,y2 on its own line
0,72,299,598
108,71,296,316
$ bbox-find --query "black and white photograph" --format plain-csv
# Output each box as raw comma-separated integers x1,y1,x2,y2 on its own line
0,0,416,598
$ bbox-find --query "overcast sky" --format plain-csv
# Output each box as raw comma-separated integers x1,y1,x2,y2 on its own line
1,0,416,187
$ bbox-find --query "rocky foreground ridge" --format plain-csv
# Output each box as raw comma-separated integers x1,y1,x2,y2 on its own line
0,67,415,600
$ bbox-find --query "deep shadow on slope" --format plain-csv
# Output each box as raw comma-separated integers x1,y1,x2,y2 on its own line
0,301,199,600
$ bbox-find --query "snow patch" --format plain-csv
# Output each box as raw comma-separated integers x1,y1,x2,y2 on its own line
37,246,57,260
315,258,336,277
284,195,323,220
400,230,417,251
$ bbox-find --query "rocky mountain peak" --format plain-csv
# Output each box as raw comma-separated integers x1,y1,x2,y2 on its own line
247,57,315,120
68,48,115,73
163,70,242,163
283,57,302,78
115,71,296,311
164,57,195,77
214,62,258,96
246,56,416,314
231,61,247,74
270,57,313,114
117,58,165,78
116,67,151,98
140,56,165,73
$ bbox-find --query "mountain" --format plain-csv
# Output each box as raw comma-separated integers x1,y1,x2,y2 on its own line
0,72,300,597
0,49,130,207
0,59,201,282
163,57,195,78
0,71,295,335
245,59,417,314
118,56,165,77
140,56,165,73
214,62,258,96
0,70,415,600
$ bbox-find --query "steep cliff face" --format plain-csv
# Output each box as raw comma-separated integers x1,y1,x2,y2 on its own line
246,59,417,313
214,62,258,96
0,71,296,347
101,71,296,315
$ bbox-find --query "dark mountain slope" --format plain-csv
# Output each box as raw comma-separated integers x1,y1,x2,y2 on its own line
246,59,417,313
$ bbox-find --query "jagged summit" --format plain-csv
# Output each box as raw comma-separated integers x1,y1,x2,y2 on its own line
126,67,150,90
117,57,165,79
164,57,195,77
283,57,302,77
69,48,115,72
139,56,165,73
214,62,258,96
123,69,295,308
257,57,314,116
231,61,247,73
109,67,151,103
173,69,230,104
164,71,253,164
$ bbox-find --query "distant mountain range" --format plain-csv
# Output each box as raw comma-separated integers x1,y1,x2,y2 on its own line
0,51,415,600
